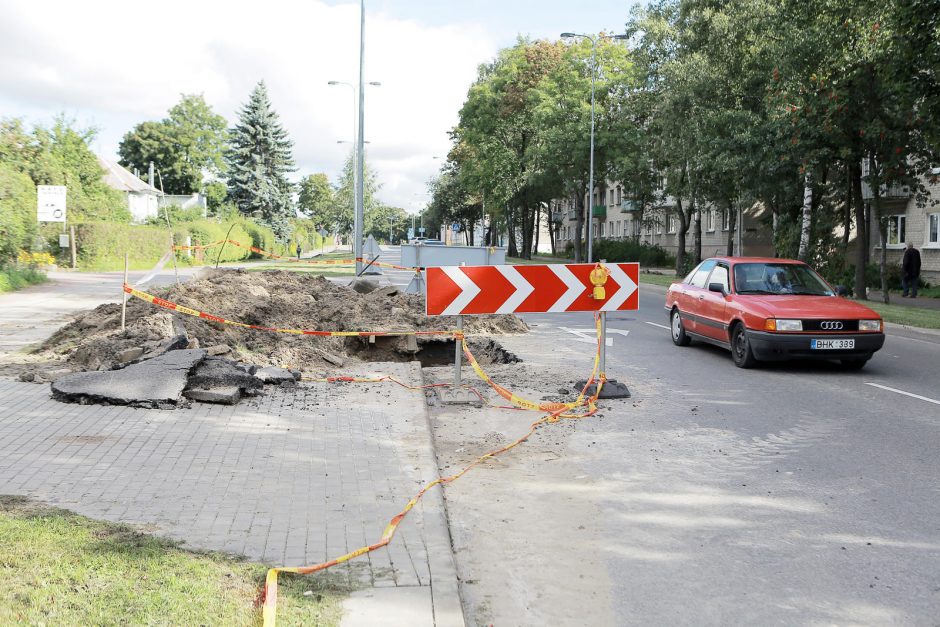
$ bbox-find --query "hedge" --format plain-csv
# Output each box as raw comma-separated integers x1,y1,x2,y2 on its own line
59,219,284,271
564,238,676,268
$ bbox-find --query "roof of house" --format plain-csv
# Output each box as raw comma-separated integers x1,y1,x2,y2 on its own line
97,155,163,195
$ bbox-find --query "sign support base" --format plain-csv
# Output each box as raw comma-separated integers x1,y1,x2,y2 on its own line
575,379,631,399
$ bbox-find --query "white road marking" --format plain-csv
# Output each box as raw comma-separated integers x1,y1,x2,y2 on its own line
865,383,940,406
565,327,630,337
559,326,613,346
645,321,670,330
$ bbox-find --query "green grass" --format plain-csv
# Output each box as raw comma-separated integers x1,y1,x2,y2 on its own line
507,255,568,265
638,272,680,287
0,266,48,293
0,496,347,626
851,300,940,329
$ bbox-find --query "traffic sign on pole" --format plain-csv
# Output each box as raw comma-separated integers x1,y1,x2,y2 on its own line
425,263,639,316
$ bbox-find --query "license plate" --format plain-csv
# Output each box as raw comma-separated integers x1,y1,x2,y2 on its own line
811,338,855,350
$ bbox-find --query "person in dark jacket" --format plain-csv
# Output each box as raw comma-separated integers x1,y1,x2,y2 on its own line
901,242,921,297
296,242,302,260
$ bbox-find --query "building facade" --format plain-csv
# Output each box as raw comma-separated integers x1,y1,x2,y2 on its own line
867,168,940,284
552,180,773,264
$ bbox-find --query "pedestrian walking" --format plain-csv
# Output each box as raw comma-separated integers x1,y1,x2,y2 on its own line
901,242,921,297
296,242,302,260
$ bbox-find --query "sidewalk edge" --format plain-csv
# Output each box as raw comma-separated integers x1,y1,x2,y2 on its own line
411,362,466,627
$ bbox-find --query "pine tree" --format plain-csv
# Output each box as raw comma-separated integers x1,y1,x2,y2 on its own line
225,81,296,240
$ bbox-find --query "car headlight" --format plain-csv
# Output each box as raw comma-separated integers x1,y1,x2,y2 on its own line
859,319,882,332
773,319,802,332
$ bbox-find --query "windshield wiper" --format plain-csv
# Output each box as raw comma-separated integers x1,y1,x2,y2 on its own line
736,289,775,295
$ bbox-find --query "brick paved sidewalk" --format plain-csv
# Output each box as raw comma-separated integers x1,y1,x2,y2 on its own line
0,362,462,626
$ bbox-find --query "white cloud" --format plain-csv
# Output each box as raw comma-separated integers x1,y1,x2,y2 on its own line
0,0,496,209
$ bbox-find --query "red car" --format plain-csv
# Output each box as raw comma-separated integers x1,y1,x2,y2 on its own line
665,257,885,369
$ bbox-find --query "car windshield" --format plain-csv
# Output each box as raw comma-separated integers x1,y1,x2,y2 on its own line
733,263,834,296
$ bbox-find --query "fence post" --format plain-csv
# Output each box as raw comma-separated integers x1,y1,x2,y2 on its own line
121,252,129,332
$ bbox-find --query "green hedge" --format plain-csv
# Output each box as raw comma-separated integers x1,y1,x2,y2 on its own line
61,218,285,271
0,165,38,263
564,239,676,268
0,266,48,292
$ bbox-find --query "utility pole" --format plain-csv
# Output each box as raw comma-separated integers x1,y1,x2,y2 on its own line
355,0,366,274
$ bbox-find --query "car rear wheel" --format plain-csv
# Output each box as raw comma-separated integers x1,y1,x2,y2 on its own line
731,323,757,369
840,358,869,370
671,309,691,346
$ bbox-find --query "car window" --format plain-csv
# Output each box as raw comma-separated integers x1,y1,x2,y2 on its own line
733,262,834,295
707,265,729,292
688,260,717,288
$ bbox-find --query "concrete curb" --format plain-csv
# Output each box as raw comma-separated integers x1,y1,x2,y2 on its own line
411,361,466,627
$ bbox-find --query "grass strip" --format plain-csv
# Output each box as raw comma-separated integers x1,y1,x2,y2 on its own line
0,496,347,626
0,267,48,293
851,300,940,330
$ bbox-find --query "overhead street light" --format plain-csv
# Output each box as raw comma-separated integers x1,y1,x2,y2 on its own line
327,76,381,268
560,31,628,264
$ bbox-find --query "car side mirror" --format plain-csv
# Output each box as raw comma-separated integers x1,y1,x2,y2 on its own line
708,282,727,296
835,285,849,297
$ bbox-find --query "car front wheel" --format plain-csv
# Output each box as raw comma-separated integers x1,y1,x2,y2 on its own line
731,323,757,369
671,309,691,346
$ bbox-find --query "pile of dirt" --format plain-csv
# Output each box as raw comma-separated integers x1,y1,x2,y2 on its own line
36,269,527,374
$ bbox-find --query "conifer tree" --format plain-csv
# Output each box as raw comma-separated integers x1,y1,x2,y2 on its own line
226,81,296,240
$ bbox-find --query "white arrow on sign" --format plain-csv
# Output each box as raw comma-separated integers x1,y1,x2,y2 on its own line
601,263,638,311
495,265,535,314
440,266,480,315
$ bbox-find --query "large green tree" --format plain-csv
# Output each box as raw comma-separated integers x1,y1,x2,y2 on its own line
225,81,297,241
297,172,335,227
118,94,227,194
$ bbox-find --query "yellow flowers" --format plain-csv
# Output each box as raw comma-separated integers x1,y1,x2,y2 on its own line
17,250,56,266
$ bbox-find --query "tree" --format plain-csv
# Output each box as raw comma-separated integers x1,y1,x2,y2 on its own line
297,173,335,226
118,94,227,195
225,81,297,241
331,150,380,237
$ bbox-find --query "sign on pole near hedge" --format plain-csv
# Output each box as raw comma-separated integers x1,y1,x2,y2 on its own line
37,185,67,222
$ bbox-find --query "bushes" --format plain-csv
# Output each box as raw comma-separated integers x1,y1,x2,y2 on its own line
61,218,285,271
565,238,676,268
0,266,47,293
0,165,38,262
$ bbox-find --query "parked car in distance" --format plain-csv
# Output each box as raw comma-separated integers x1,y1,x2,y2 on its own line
423,239,444,246
665,257,885,369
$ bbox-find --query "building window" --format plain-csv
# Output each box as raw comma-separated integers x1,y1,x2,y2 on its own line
656,217,663,234
721,210,730,231
593,192,598,207
668,214,677,234
706,210,715,232
928,213,939,246
616,186,622,205
887,214,906,246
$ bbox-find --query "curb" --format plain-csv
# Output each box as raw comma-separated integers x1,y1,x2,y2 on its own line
410,361,466,627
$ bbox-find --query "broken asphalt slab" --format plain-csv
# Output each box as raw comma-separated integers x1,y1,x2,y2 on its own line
52,349,207,409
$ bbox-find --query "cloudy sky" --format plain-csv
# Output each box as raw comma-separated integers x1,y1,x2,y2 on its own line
0,0,635,211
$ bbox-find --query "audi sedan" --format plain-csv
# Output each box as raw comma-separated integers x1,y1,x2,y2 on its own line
664,257,885,369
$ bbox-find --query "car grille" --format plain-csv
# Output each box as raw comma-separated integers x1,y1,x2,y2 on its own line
801,319,860,332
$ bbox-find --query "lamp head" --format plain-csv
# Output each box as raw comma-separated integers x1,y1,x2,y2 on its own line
560,32,576,38
327,81,340,85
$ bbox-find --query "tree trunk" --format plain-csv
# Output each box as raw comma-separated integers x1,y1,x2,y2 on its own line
798,171,813,261
693,202,702,265
548,205,557,256
843,166,853,247
675,198,687,276
726,202,737,256
869,157,890,305
533,205,541,256
507,205,518,257
851,162,867,298
574,191,585,263
772,207,779,256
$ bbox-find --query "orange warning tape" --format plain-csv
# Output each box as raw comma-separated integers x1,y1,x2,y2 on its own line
260,320,605,627
122,280,606,627
173,239,420,272
122,284,451,338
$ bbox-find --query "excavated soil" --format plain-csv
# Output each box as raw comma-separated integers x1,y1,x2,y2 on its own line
35,269,527,374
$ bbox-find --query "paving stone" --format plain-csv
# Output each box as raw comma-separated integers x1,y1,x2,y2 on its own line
183,387,242,405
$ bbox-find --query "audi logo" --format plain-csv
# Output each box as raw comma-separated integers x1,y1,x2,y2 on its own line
820,321,844,330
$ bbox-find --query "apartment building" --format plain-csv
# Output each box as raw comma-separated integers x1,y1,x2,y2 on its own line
867,167,940,283
552,180,773,262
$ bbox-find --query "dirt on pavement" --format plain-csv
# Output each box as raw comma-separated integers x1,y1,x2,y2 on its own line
24,269,527,379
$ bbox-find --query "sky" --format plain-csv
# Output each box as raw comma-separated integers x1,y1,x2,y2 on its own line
0,0,636,212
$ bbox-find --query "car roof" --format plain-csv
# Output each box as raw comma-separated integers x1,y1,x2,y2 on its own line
708,256,806,265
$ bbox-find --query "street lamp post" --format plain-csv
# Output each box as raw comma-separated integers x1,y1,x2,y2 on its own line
560,32,626,264
329,6,381,274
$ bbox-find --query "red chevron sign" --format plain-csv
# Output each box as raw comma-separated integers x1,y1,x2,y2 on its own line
426,263,640,316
